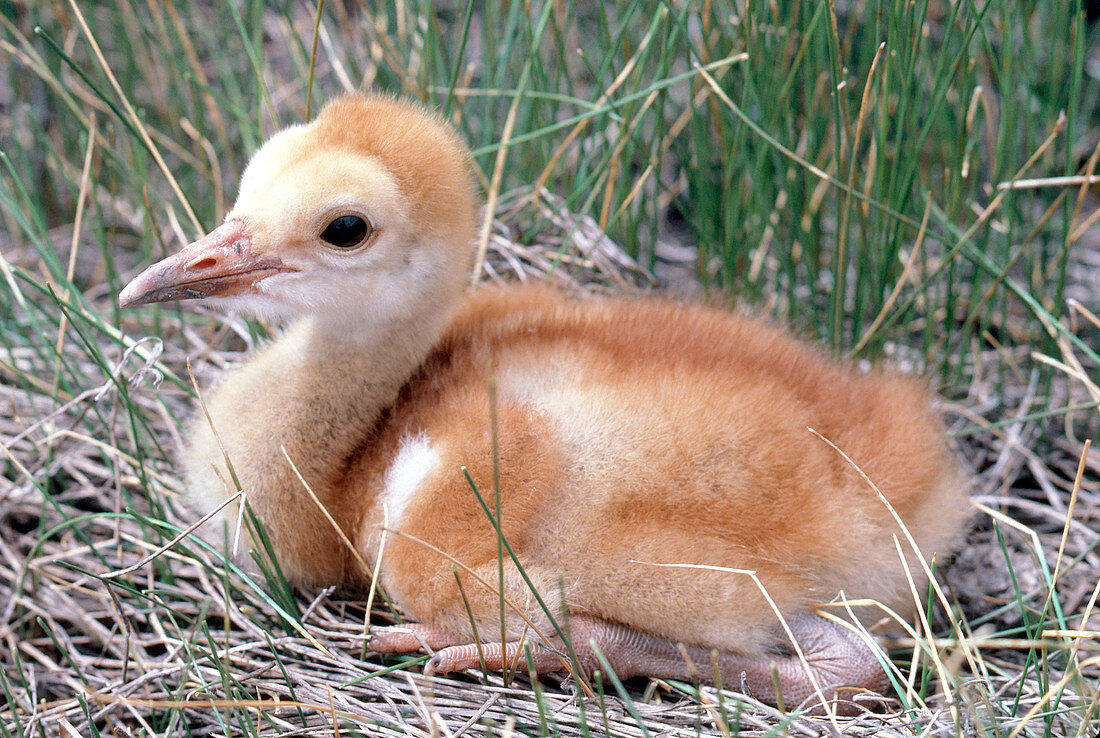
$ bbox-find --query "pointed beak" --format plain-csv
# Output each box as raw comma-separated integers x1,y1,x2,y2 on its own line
119,219,294,308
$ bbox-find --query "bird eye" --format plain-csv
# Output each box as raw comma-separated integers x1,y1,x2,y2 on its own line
321,215,371,249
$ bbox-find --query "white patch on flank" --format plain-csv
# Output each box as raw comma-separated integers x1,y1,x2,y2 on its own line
381,432,439,527
496,355,639,478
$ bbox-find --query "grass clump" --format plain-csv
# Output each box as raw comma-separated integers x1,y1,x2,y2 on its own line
1,1,1098,735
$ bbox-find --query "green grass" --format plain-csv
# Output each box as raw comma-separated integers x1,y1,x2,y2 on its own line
4,2,1097,361
2,0,1098,736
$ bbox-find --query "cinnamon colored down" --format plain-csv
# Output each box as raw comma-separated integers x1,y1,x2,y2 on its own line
120,94,967,714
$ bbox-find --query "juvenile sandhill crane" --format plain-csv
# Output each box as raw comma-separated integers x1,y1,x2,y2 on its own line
120,94,966,713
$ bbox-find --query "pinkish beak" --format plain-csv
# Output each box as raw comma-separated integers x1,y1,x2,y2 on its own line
119,219,294,308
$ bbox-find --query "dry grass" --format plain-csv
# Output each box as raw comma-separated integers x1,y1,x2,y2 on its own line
3,1,1100,735
2,191,1099,736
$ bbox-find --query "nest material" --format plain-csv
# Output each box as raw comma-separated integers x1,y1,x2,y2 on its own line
2,191,1098,736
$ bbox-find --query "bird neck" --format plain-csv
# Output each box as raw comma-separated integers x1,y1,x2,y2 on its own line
282,304,451,465
200,300,454,586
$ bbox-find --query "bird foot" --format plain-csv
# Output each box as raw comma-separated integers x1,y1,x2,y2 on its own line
366,614,889,715
368,623,463,654
368,623,571,673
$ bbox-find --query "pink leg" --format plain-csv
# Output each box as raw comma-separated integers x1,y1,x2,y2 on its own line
428,639,570,674
564,612,889,714
368,613,889,714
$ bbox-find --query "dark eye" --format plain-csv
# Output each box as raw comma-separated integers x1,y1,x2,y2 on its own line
321,215,371,248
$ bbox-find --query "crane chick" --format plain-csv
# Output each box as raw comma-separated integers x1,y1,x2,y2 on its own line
120,94,967,713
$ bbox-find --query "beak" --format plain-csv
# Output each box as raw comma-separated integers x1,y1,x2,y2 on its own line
119,219,293,308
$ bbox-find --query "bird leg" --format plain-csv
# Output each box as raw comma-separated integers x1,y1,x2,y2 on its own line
368,613,889,713
557,613,889,713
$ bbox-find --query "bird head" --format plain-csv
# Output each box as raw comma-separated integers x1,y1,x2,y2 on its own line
120,95,479,329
